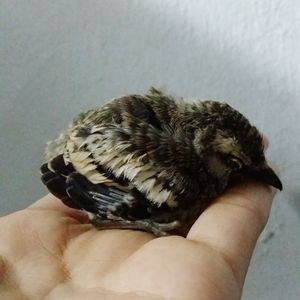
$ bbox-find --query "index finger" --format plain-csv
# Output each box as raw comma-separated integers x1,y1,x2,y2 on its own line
187,180,276,286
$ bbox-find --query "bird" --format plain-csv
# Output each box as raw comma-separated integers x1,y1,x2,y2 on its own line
40,88,282,236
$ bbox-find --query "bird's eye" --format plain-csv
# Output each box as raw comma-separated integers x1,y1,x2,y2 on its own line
228,156,242,170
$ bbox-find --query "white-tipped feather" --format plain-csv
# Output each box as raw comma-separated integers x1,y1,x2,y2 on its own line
85,171,111,184
46,113,176,205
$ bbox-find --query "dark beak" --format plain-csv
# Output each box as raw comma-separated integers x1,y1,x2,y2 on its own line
245,165,283,191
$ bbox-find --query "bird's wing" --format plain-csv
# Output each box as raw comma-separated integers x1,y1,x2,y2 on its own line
41,155,154,221
65,172,153,220
42,94,195,208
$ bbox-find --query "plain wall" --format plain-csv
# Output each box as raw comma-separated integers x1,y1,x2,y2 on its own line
1,1,299,299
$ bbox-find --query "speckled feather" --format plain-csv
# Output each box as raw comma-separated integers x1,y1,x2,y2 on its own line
41,88,282,236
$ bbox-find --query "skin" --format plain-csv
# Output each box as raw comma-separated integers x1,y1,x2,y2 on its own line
0,180,276,300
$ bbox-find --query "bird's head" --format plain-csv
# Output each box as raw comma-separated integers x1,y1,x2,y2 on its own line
193,101,282,190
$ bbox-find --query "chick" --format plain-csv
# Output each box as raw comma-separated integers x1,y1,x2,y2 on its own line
40,88,282,236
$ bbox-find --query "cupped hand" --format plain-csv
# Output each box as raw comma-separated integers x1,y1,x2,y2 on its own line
0,180,275,300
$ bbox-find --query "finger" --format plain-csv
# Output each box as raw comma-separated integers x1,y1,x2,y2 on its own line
29,194,89,223
187,180,276,286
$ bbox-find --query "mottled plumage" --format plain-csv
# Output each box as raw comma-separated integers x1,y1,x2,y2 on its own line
41,88,282,236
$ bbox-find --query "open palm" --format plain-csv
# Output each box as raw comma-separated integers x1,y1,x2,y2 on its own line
0,180,274,300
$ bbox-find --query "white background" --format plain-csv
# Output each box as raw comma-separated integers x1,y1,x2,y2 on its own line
1,1,299,298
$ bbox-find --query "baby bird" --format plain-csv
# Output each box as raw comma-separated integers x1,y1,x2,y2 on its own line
41,88,282,236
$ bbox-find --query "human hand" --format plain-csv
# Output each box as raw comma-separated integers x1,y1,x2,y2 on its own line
0,178,276,300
